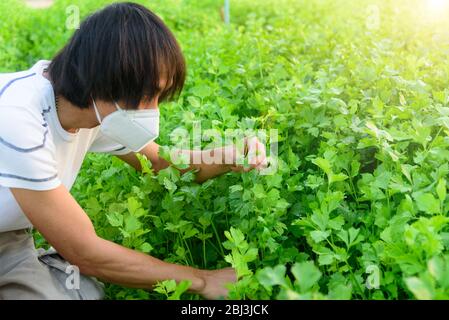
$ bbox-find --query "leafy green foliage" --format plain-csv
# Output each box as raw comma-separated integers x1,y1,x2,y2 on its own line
4,0,449,300
154,280,192,300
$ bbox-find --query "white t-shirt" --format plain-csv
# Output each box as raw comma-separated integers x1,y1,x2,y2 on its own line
0,60,132,233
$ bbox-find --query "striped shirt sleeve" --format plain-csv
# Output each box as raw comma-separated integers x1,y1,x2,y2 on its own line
0,105,61,191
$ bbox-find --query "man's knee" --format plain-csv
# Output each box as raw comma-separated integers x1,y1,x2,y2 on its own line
0,230,104,300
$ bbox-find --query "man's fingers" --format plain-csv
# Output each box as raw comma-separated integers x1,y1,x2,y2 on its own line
247,138,267,167
231,137,268,172
255,156,269,170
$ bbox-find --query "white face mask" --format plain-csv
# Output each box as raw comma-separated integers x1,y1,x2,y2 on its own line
92,99,160,152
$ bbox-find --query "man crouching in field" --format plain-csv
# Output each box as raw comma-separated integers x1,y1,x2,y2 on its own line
0,2,267,299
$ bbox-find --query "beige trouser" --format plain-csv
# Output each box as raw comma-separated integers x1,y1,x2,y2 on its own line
0,229,105,300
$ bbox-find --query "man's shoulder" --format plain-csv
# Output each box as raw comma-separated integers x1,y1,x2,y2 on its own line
0,60,52,110
0,73,46,110
0,67,52,154
0,62,60,191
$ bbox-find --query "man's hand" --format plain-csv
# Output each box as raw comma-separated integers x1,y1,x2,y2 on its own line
197,268,237,300
229,136,268,173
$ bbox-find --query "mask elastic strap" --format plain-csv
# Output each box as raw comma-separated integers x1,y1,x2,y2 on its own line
114,102,123,111
92,97,102,124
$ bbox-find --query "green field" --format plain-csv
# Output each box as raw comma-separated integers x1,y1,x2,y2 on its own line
2,0,449,299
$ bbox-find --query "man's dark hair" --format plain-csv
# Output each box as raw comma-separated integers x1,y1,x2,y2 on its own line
48,2,186,109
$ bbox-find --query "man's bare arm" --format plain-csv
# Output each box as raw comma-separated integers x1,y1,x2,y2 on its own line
117,142,232,183
117,139,267,183
10,186,235,298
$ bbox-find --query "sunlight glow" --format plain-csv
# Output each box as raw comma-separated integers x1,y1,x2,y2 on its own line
422,0,449,22
427,0,449,12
